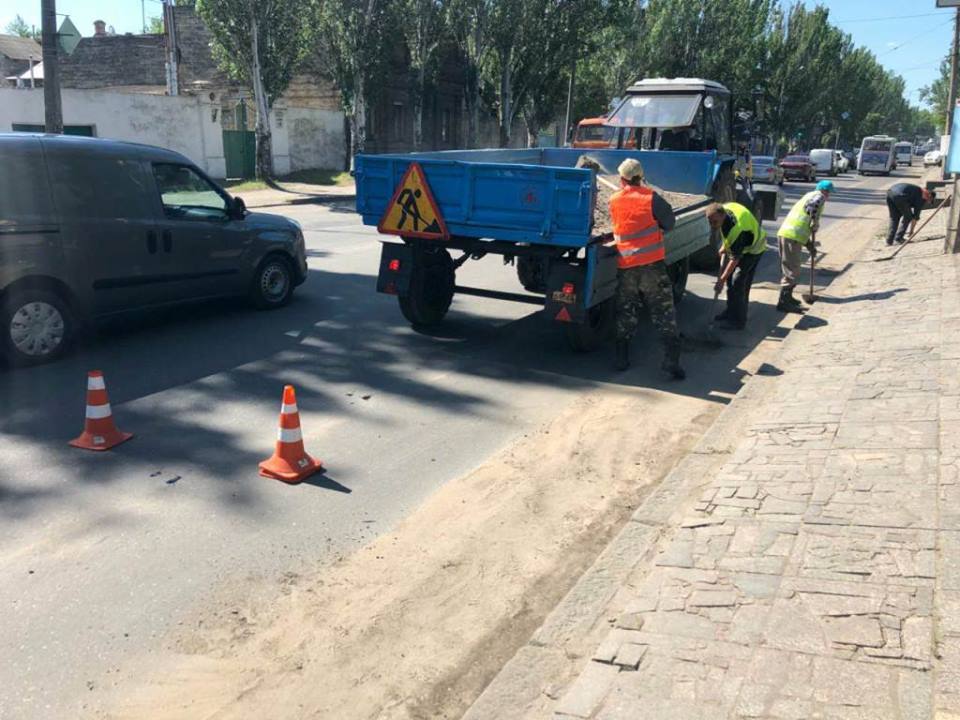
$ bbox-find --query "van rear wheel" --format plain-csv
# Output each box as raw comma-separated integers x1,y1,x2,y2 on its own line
2,289,74,366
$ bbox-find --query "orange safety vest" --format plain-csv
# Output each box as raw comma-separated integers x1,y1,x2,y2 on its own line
608,185,664,268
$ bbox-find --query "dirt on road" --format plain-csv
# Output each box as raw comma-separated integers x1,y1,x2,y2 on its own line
90,385,716,720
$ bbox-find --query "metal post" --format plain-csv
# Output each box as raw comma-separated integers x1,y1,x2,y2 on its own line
949,9,960,136
41,0,62,133
562,59,575,147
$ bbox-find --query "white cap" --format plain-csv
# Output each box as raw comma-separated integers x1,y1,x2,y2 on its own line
617,158,644,182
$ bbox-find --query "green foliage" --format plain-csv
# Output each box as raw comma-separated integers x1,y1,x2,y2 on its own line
919,57,951,130
147,16,164,34
196,0,311,108
5,14,39,41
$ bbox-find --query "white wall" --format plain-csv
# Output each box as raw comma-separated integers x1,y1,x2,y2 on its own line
0,88,347,179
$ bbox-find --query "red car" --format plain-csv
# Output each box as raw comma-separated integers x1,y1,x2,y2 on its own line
779,154,817,182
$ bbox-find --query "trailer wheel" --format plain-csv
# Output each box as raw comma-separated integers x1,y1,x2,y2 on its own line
516,256,547,293
564,299,614,352
399,246,455,326
667,257,689,305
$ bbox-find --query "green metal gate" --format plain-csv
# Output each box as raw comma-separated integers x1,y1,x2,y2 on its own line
222,101,256,180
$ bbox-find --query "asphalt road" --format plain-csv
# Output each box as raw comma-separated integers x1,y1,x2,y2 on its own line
0,165,907,719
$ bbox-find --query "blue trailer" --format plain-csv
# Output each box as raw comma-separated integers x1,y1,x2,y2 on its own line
355,147,719,350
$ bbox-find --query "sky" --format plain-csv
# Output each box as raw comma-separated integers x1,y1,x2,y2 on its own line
1,0,957,108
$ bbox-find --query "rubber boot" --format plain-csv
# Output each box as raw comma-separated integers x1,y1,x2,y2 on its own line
614,340,630,371
776,288,805,313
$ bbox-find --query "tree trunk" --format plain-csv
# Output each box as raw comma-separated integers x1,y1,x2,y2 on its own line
499,51,512,148
413,64,425,151
464,65,480,148
350,72,368,166
524,111,538,148
250,10,273,180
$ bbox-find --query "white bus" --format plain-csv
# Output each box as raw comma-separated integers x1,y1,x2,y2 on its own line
895,141,913,167
858,136,895,175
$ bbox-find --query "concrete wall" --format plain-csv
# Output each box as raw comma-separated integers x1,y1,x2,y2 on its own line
0,87,347,179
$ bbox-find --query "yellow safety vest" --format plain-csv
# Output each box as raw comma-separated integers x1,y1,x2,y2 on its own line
779,191,823,243
721,202,766,256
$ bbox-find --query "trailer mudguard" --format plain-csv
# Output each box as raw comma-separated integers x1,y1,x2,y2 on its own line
376,242,414,296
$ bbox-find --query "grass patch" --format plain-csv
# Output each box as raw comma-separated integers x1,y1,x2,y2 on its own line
283,168,353,186
223,178,268,191
223,168,352,192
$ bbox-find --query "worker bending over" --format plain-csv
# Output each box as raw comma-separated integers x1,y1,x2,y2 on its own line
705,202,766,330
776,180,832,311
608,158,684,379
886,183,932,246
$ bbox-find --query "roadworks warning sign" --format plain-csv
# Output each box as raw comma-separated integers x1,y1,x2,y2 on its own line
378,162,449,240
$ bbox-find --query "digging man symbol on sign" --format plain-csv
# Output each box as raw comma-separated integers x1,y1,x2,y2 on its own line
397,188,425,231
378,162,447,239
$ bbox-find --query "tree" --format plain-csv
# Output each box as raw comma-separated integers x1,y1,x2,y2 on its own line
147,16,164,34
400,0,447,150
6,14,40,41
312,0,390,164
919,57,951,127
446,0,494,147
197,0,311,179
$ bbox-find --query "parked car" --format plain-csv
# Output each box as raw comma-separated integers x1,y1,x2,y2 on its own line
833,150,849,173
809,148,837,177
780,154,817,182
0,133,309,365
924,150,943,167
751,155,784,185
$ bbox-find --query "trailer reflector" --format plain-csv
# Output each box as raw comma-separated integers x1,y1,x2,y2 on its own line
388,259,401,272
555,306,572,322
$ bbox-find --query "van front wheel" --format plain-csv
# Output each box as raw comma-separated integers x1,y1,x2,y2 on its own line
251,255,295,309
2,289,74,366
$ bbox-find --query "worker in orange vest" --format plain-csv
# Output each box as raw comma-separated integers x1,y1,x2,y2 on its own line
608,158,684,379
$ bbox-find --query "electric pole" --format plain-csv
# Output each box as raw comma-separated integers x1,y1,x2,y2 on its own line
41,0,63,134
562,59,576,147
948,8,960,137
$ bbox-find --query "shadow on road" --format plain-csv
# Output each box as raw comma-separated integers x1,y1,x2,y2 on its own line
0,176,887,520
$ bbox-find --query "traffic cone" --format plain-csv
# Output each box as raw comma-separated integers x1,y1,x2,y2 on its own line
259,385,323,484
69,370,133,451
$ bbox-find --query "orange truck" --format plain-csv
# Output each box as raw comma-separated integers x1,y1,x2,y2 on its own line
571,117,637,150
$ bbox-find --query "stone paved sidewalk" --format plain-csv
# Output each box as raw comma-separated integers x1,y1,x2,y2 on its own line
551,231,959,719
465,216,960,718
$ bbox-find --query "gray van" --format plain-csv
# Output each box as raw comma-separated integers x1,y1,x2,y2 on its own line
0,133,308,365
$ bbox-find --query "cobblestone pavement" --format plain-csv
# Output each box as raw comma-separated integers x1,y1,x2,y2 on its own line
467,216,960,718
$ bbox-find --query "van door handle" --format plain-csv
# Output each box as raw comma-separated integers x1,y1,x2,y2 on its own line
146,230,157,254
162,230,172,253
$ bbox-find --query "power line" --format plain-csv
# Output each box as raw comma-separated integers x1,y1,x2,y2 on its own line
833,12,944,24
878,17,956,57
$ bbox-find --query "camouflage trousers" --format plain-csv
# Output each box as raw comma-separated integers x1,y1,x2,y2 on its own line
615,262,681,362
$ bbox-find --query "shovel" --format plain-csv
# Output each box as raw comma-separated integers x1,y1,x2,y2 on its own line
801,237,817,304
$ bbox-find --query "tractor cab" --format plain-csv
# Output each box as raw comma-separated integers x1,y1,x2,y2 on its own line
605,78,733,155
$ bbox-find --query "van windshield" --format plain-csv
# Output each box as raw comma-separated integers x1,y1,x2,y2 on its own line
606,94,701,129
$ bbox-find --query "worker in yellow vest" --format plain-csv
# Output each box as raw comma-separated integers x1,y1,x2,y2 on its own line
776,180,832,311
607,158,684,379
705,201,767,330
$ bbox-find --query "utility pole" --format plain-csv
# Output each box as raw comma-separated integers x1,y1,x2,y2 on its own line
41,0,63,134
562,59,576,147
947,8,960,139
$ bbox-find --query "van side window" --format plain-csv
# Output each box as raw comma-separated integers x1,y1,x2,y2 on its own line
152,164,228,220
45,150,152,220
0,137,55,226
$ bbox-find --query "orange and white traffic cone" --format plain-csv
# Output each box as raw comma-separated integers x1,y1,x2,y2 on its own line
69,370,133,451
259,385,323,484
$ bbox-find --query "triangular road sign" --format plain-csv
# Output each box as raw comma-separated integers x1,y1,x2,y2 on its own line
378,162,449,240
